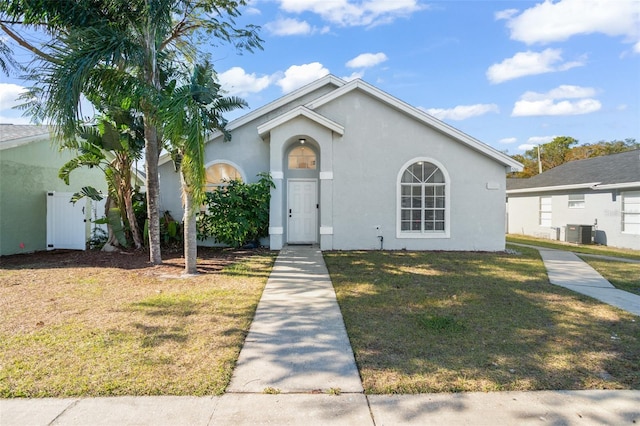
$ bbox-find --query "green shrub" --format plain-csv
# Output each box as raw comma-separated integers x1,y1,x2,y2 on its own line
198,173,274,248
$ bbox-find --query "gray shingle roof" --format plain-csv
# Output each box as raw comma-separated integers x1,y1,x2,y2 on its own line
0,124,51,146
507,149,640,191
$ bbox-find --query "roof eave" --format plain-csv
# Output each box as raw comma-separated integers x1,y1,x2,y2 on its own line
593,181,640,190
306,79,523,171
507,182,602,194
257,106,345,139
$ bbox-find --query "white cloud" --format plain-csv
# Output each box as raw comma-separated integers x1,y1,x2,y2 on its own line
528,136,556,145
486,48,585,84
265,18,313,36
342,71,364,82
513,98,601,117
503,0,640,47
495,9,518,21
0,83,27,110
346,52,388,69
518,143,536,151
499,137,517,144
512,85,601,116
277,62,330,93
520,85,596,102
518,136,557,151
278,0,424,27
0,114,31,125
218,67,272,97
423,103,499,121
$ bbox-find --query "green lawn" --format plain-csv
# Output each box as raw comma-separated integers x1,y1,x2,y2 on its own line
325,247,640,394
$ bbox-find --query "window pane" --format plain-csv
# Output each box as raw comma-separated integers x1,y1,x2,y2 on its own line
205,163,242,191
399,161,447,234
568,194,585,209
425,197,435,208
288,146,316,169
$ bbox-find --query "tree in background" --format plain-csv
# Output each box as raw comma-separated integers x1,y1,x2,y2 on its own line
510,137,638,178
1,0,262,265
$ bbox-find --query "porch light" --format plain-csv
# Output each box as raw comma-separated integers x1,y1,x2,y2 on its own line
299,138,306,144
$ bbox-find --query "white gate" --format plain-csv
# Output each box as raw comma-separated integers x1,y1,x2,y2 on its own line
46,192,87,250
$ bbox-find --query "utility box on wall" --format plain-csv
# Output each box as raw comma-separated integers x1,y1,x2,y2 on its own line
566,224,592,244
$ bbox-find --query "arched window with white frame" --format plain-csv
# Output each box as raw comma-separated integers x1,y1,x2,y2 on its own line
204,161,244,192
397,159,450,237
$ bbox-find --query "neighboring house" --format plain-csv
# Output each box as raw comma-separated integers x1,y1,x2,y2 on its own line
159,76,522,251
0,124,108,256
506,149,640,250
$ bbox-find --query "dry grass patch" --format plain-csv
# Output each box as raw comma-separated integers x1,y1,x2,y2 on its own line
324,247,640,394
0,248,276,397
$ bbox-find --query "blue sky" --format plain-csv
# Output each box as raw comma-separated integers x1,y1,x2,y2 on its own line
1,0,639,154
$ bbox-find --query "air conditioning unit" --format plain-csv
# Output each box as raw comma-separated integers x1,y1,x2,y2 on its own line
566,224,592,244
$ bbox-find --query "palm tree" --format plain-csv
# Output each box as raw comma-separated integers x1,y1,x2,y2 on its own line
1,0,262,265
58,108,145,249
161,61,247,274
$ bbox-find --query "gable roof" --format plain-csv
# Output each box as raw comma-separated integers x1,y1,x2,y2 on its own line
257,105,345,138
159,75,523,171
507,149,640,193
0,124,52,150
305,78,522,171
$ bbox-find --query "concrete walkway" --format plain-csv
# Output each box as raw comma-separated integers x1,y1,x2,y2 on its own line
538,249,640,316
227,245,363,394
2,245,639,425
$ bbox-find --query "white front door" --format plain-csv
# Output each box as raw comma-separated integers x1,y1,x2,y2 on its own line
287,179,317,243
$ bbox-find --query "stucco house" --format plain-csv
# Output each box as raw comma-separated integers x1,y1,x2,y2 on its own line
0,124,108,256
159,75,522,251
506,149,640,250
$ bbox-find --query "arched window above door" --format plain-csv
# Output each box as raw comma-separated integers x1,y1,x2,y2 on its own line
288,146,316,170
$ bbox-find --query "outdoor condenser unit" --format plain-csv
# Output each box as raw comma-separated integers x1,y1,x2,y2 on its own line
565,224,592,244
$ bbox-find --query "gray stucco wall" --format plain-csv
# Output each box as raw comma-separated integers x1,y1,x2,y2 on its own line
318,90,507,251
158,84,510,251
0,139,107,256
507,190,640,250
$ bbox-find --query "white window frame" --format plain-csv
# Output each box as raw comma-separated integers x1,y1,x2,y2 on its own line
203,160,246,192
568,193,585,209
396,157,450,239
539,196,552,227
622,191,640,235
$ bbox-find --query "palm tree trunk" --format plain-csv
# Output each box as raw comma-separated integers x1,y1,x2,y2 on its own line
143,2,162,264
144,122,162,263
182,172,198,275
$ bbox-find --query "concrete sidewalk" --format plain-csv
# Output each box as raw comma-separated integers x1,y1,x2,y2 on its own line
2,245,639,425
538,249,640,316
3,390,639,425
